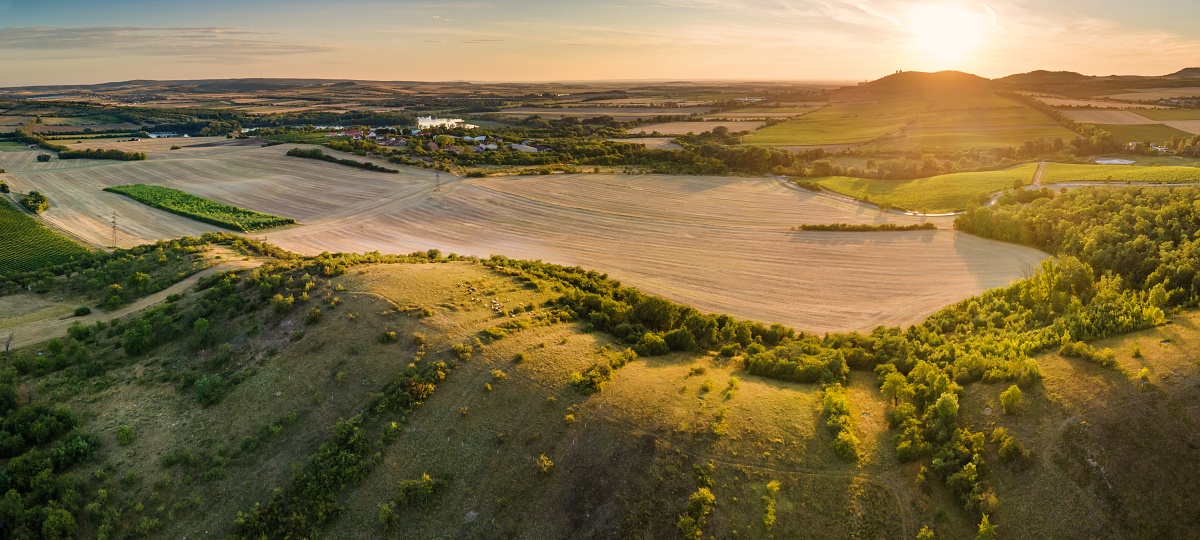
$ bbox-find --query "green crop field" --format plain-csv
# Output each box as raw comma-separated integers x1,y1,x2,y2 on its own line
743,98,926,146
1133,109,1200,121
0,197,91,274
1096,124,1193,144
1040,163,1200,183
810,163,1040,212
103,184,296,232
866,126,1075,153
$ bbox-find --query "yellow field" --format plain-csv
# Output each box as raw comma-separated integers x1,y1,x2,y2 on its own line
0,143,1048,334
1061,110,1159,125
1102,87,1200,101
631,121,766,135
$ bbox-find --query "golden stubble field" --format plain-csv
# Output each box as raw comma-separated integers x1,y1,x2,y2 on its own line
0,142,1049,333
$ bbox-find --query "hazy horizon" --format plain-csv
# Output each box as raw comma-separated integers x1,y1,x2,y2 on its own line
2,0,1199,86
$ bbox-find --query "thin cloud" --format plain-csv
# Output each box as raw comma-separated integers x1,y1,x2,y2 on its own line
462,39,503,44
0,27,337,59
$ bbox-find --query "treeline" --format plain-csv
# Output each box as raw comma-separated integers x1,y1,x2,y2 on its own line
1165,133,1200,157
58,148,146,161
793,223,937,232
13,125,146,160
285,147,399,173
956,187,1200,309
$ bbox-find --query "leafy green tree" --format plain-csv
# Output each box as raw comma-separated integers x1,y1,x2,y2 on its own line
41,508,76,539
194,318,211,347
882,371,913,406
1000,385,1022,415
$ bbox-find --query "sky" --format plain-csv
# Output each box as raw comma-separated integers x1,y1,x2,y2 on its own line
1,0,1199,86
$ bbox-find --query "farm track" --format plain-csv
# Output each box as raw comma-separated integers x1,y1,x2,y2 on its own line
2,143,1050,334
3,257,260,349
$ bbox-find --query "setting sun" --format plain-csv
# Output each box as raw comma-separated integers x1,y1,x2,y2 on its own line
907,3,993,65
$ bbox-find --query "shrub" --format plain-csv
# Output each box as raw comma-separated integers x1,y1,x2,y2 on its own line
305,307,322,325
699,379,715,393
193,317,211,347
664,328,697,351
116,425,135,446
513,352,526,364
635,332,669,356
1059,341,1116,367
1000,385,1022,415
762,480,780,531
170,145,182,150
271,293,295,313
20,191,49,213
37,153,51,162
73,306,91,317
833,430,861,460
394,473,444,507
194,375,223,405
536,454,554,474
993,427,1030,464
380,331,398,343
677,487,715,540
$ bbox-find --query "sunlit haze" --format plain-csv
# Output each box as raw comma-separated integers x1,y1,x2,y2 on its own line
1,0,1199,85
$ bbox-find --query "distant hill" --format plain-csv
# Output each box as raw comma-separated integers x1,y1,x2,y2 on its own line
855,70,992,94
1167,67,1200,78
996,70,1093,86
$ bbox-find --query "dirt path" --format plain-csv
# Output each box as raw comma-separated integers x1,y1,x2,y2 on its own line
1032,162,1046,187
3,259,258,350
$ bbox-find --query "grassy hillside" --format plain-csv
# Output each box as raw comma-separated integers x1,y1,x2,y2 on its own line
3,213,1200,538
809,164,1039,212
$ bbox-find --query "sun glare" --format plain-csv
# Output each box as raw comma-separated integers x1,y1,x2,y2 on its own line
907,3,991,66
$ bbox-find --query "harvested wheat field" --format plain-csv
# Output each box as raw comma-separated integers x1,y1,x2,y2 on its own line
496,106,714,120
1031,96,1164,109
2,144,1048,333
1164,120,1200,134
631,120,766,135
1102,87,1200,101
1061,110,1159,125
607,137,684,150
